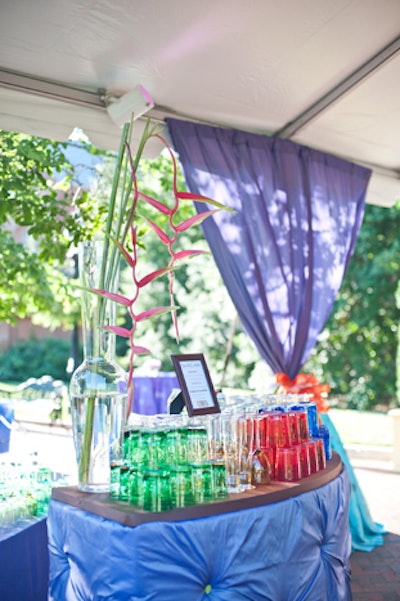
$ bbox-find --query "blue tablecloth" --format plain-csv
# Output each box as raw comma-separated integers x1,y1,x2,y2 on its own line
0,518,48,601
133,373,179,415
48,468,352,601
0,399,14,452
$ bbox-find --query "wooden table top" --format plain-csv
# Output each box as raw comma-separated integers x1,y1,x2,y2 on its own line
51,451,343,526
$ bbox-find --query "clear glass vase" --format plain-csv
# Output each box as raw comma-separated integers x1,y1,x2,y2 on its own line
69,240,128,493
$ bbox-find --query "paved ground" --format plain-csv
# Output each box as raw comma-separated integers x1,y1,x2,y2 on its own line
7,419,78,481
347,450,400,601
350,532,400,601
4,419,400,599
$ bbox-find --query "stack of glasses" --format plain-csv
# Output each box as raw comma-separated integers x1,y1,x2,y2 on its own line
0,461,55,529
111,417,228,512
204,394,332,492
112,394,332,512
251,399,331,482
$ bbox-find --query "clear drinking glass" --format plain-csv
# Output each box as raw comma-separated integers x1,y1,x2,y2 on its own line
221,414,246,493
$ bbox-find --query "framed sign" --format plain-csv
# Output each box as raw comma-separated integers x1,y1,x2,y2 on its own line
170,353,221,417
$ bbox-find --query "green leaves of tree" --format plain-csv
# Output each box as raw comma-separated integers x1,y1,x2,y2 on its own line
0,130,105,324
306,201,400,408
0,131,105,263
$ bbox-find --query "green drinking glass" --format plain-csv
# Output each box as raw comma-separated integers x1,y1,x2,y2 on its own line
110,461,121,498
119,464,130,502
129,465,143,506
169,465,193,507
142,468,171,512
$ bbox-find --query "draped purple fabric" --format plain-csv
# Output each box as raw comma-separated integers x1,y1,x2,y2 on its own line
167,119,371,378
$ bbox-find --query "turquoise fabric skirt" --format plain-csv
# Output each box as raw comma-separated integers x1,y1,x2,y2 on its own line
320,412,386,552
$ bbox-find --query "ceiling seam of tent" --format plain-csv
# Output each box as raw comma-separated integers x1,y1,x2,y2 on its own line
275,35,400,139
0,68,106,109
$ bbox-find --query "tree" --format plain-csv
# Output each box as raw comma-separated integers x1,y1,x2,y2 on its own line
0,130,105,326
305,201,400,409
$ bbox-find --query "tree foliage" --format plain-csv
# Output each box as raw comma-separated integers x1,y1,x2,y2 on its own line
0,130,105,325
0,337,71,382
305,201,400,409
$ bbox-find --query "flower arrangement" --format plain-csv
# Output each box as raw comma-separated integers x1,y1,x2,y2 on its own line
92,118,229,414
73,117,232,489
275,372,331,413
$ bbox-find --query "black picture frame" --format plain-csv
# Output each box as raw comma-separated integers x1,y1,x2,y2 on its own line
170,353,221,417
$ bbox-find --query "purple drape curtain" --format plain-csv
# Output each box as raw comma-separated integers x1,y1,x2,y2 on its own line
167,119,371,378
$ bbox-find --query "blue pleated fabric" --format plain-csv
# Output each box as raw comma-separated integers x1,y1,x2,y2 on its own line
320,413,386,552
48,469,352,601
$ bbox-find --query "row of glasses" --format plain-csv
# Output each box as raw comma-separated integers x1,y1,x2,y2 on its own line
206,412,270,493
243,408,327,482
123,414,209,469
113,392,330,509
216,392,329,485
0,459,59,529
274,439,326,482
115,458,228,511
112,413,228,509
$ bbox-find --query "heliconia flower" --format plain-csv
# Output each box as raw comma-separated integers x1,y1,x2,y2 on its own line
92,119,232,419
102,325,132,338
91,287,132,307
142,217,171,244
131,344,151,355
135,306,171,322
138,191,172,215
175,191,232,211
137,266,173,288
113,238,136,269
173,209,219,232
172,249,209,261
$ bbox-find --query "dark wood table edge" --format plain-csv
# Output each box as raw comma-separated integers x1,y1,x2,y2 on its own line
51,451,343,526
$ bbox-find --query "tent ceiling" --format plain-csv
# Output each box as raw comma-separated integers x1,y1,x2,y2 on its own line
0,0,399,207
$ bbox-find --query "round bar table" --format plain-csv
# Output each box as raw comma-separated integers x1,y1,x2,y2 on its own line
48,452,351,601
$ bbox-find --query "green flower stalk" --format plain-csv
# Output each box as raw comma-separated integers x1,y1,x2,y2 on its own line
77,116,232,486
94,126,229,414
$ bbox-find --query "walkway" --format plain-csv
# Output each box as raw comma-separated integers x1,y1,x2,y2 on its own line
349,450,400,600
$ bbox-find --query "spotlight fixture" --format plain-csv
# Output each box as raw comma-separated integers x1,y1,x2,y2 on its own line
106,85,154,127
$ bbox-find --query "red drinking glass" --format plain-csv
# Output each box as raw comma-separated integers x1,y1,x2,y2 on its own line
299,442,311,478
287,410,300,446
307,440,319,473
268,412,291,448
315,438,326,470
275,447,301,482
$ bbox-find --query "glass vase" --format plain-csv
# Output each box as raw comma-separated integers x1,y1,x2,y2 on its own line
69,240,128,492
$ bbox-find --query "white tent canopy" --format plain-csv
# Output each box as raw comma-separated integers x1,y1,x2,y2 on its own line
0,0,399,207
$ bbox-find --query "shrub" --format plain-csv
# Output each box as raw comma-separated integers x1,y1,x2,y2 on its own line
0,337,71,383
